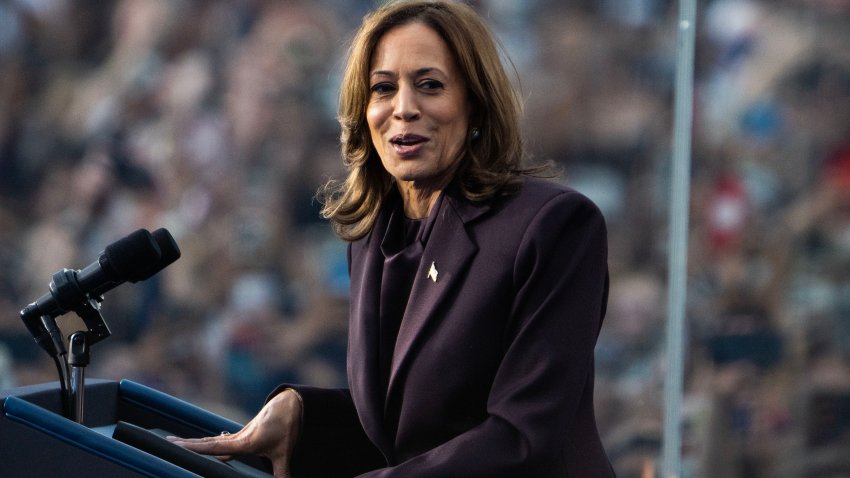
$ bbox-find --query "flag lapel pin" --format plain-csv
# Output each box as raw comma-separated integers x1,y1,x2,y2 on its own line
427,261,438,283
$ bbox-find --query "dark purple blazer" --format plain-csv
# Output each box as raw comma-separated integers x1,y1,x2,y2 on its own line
282,177,614,477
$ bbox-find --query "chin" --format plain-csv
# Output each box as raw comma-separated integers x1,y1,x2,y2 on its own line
390,167,429,182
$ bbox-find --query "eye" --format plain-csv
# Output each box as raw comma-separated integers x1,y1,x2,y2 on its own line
419,79,444,91
370,82,396,95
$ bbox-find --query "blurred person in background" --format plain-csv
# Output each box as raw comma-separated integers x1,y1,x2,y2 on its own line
170,1,614,477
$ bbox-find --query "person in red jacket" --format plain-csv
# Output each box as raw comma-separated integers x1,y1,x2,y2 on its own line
171,1,615,476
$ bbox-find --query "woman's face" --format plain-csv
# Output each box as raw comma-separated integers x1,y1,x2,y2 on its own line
366,22,471,193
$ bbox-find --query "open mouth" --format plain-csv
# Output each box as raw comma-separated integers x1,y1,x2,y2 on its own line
390,134,428,155
391,134,427,146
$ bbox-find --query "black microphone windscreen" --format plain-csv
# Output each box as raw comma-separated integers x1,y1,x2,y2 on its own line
103,229,162,282
133,228,182,282
152,228,181,267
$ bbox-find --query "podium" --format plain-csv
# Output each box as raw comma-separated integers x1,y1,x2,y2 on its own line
0,379,273,477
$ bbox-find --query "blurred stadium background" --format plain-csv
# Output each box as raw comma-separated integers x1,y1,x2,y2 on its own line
1,0,849,476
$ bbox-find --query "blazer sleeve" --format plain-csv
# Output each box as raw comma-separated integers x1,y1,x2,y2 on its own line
355,190,613,477
266,385,386,477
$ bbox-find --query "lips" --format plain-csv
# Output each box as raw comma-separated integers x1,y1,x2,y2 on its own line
390,134,427,145
390,134,428,156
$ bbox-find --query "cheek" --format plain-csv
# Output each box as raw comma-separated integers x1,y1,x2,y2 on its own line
366,104,385,146
442,112,470,157
366,100,388,128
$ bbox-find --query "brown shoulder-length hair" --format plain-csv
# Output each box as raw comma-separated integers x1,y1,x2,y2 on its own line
320,0,541,241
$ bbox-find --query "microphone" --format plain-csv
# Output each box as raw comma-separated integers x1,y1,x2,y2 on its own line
87,227,182,298
19,228,182,344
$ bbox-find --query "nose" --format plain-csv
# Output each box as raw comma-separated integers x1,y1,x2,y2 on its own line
393,83,420,121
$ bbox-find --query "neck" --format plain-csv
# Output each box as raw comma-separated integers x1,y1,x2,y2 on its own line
397,180,444,219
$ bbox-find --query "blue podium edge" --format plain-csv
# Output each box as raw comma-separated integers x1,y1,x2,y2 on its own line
118,379,243,436
3,395,200,478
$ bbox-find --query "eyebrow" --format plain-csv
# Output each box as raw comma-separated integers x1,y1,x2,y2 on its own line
370,67,446,79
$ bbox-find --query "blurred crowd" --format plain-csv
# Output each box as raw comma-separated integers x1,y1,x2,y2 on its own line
1,0,849,476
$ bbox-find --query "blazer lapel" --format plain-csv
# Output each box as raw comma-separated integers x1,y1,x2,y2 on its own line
347,212,393,456
386,194,489,399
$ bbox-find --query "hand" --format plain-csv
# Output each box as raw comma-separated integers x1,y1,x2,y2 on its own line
167,388,303,478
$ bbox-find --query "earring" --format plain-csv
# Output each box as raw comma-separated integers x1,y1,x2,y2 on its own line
471,127,480,140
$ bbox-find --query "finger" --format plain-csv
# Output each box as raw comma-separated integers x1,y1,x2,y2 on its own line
165,435,229,445
166,435,244,456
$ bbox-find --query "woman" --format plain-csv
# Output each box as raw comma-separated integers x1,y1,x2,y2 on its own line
171,1,615,476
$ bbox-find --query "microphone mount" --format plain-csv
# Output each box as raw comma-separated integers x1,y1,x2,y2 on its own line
49,268,112,346
34,270,112,423
18,227,182,423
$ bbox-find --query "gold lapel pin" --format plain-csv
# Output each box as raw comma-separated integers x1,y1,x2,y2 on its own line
427,261,438,283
